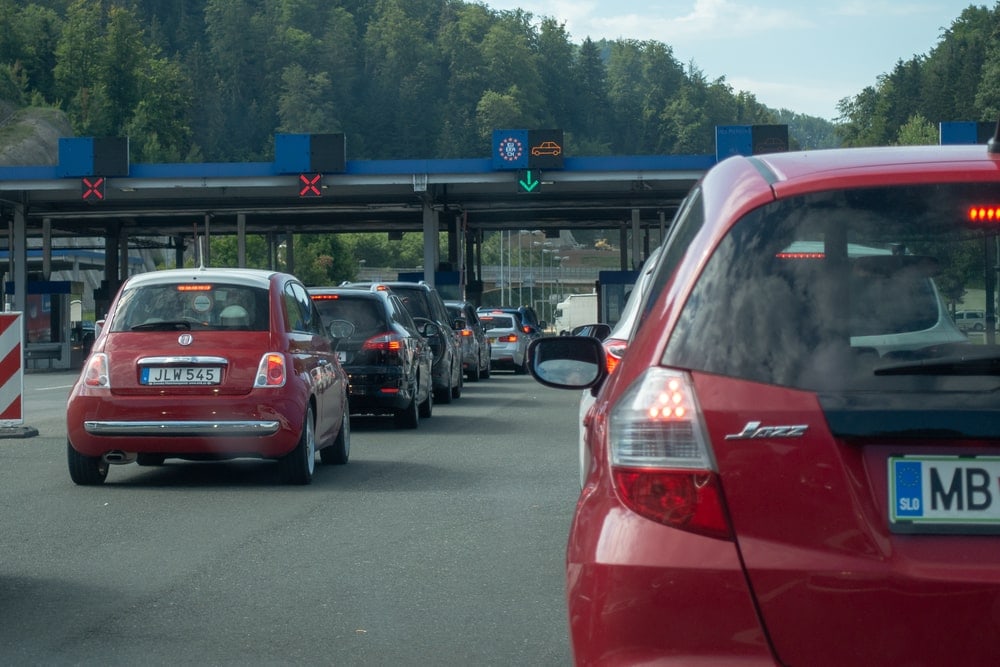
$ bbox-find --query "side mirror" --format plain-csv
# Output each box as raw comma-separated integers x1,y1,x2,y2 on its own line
420,321,441,338
527,336,606,390
452,317,467,330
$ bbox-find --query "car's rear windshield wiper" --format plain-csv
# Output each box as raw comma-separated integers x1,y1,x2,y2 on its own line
129,320,192,331
874,354,1000,376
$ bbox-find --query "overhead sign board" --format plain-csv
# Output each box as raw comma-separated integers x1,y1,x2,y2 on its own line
492,129,565,170
527,129,564,169
275,133,346,174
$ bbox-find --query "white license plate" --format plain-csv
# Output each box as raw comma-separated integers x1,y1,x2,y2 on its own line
888,455,1000,534
338,351,347,363
141,366,222,385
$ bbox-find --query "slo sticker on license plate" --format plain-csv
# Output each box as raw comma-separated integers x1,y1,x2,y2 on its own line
141,366,221,385
888,455,1000,534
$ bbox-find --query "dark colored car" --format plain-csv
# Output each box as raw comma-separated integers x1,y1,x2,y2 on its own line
528,142,1000,665
342,281,462,403
445,300,491,381
66,267,350,486
310,287,434,428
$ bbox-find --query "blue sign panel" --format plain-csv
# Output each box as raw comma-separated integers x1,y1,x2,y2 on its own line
939,121,994,145
715,126,753,162
492,130,529,170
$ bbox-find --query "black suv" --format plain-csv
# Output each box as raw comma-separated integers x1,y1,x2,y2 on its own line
342,281,463,403
310,287,434,428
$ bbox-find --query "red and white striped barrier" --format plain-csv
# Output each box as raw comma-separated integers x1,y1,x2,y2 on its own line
0,313,24,424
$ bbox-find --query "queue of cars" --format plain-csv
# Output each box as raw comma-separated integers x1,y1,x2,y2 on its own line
66,273,534,484
528,142,1000,664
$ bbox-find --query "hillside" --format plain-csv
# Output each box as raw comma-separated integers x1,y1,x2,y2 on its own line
0,103,72,166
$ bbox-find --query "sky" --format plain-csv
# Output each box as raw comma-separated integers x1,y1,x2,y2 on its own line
481,0,979,121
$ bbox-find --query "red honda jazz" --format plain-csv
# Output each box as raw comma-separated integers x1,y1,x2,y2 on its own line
530,140,1000,665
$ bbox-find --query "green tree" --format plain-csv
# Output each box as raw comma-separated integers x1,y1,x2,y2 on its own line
53,0,105,133
277,64,337,133
896,112,938,145
571,37,611,150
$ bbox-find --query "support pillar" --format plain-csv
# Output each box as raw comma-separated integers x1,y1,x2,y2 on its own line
422,200,438,286
237,213,247,268
631,208,641,269
42,218,51,280
12,204,26,316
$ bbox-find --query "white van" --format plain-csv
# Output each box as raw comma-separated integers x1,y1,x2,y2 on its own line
955,309,986,332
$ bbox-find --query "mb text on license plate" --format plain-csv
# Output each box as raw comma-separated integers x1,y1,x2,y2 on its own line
888,455,1000,534
141,366,221,385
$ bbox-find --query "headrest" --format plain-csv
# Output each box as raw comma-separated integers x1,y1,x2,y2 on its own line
220,304,249,325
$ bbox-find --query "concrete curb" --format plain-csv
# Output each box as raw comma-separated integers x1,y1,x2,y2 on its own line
0,426,39,438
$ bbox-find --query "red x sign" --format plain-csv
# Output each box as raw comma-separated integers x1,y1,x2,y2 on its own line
81,176,105,202
298,173,322,197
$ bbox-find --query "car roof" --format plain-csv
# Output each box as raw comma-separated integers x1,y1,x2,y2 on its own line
122,266,279,289
741,145,1000,194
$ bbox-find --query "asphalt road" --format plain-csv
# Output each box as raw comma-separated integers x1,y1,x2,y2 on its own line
0,369,580,666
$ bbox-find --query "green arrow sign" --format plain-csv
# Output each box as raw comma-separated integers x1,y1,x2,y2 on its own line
517,169,541,193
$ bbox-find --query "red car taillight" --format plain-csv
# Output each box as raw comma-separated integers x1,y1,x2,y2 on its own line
461,329,473,337
603,337,628,374
608,367,732,540
362,332,403,352
499,334,518,343
83,353,110,388
254,353,287,387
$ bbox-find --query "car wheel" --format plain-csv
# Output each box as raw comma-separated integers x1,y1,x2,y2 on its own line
136,453,166,466
320,412,350,465
395,393,419,429
278,405,316,485
67,440,108,485
452,366,463,398
435,365,454,404
418,381,433,418
974,322,984,331
480,356,491,379
514,354,529,375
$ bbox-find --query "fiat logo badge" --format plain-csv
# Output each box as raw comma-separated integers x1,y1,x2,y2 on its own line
178,333,193,346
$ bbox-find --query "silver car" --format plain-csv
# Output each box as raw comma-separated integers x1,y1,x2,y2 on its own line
479,311,529,374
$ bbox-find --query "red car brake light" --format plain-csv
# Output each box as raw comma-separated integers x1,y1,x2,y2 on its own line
254,353,287,387
603,337,628,374
498,334,518,343
83,353,110,388
461,329,473,337
608,367,732,540
362,332,403,352
521,325,531,334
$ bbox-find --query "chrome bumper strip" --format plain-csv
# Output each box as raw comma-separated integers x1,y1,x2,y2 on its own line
84,420,281,436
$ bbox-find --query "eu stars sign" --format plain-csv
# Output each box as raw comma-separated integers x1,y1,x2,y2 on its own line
492,129,564,171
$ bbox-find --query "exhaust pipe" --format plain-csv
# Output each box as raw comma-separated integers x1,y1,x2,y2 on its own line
103,450,137,465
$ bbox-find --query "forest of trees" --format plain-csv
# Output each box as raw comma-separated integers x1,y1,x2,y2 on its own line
0,0,847,165
3,1,998,161
1,0,998,282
